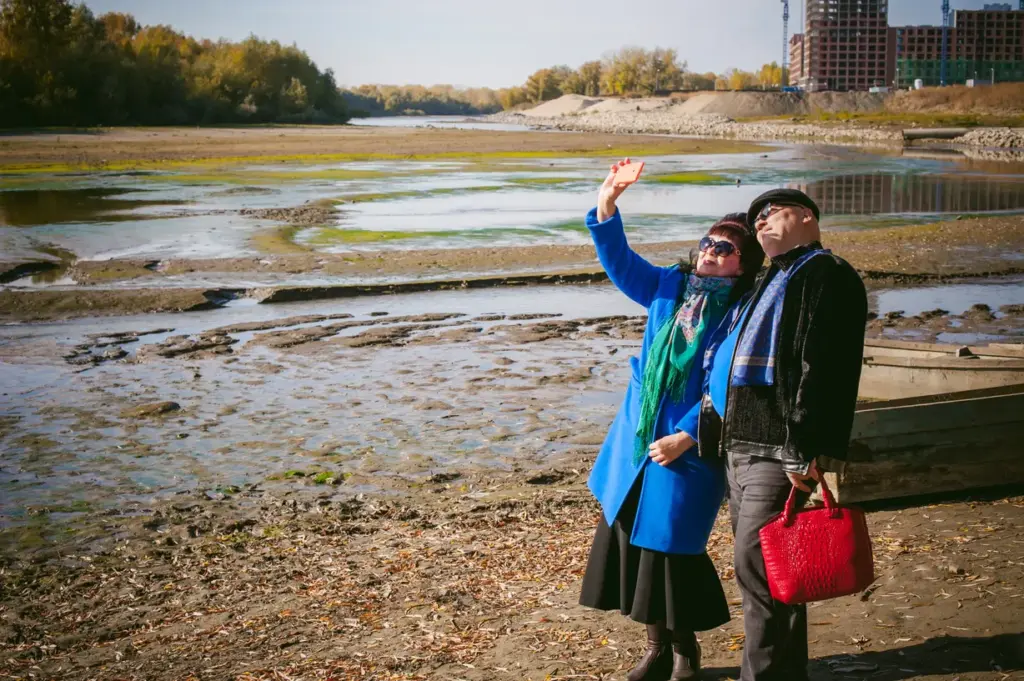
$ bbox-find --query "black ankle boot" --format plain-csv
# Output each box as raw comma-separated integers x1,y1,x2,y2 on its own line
668,629,701,681
627,622,671,681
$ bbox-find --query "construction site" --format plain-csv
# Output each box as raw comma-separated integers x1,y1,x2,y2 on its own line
788,0,1024,91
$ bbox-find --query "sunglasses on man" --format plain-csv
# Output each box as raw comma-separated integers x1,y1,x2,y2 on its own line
698,236,740,258
756,202,802,222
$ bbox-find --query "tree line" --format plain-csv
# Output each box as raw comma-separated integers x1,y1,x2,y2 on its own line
0,0,792,126
342,50,790,116
0,0,348,126
504,50,790,108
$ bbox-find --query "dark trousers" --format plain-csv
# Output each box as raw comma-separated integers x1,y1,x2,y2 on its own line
726,452,810,681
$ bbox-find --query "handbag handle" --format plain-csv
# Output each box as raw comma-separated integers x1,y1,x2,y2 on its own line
782,473,838,525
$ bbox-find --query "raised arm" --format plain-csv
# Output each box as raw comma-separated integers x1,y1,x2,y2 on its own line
586,159,668,308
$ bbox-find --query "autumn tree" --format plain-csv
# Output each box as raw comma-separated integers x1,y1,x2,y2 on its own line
757,62,789,88
681,71,716,91
601,47,686,95
497,86,529,110
0,0,348,127
725,68,757,91
560,60,602,96
524,66,568,102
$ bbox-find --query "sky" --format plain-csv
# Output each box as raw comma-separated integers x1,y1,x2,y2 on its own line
83,0,1004,88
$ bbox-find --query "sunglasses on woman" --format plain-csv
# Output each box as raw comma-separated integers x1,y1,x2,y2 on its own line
698,236,740,257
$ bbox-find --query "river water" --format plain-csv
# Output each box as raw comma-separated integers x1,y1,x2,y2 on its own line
4,140,1024,287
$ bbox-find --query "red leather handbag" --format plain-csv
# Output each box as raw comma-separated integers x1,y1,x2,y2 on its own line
759,477,875,605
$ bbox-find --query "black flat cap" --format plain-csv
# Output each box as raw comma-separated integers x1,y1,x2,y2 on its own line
747,188,821,227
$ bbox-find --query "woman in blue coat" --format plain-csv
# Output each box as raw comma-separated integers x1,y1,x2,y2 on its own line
579,159,764,681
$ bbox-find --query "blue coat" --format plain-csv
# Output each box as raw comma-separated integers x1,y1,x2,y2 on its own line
585,207,734,555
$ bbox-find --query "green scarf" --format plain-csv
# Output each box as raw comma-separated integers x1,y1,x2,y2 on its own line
634,273,736,465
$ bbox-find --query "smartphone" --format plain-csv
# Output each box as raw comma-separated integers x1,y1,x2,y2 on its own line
614,161,645,185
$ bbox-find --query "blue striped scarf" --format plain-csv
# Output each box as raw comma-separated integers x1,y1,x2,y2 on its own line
732,249,829,386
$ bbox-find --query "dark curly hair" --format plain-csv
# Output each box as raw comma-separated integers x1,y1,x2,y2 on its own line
678,212,765,302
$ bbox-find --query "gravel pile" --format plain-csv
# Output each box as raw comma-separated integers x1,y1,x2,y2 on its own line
494,105,1024,151
492,107,902,146
955,127,1024,149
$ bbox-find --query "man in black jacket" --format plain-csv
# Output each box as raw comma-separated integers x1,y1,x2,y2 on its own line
699,188,867,681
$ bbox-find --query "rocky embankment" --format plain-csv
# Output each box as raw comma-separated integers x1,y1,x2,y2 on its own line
490,94,1024,152
493,109,904,146
955,126,1024,149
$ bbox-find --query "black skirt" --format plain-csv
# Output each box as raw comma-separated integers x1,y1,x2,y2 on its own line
579,472,731,632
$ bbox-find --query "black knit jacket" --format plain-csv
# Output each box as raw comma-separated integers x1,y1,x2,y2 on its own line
713,242,868,473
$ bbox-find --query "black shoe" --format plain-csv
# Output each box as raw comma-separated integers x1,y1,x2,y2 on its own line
668,630,701,681
627,623,672,681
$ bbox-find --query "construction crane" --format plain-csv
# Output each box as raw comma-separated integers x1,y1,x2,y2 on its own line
781,0,790,83
940,0,950,86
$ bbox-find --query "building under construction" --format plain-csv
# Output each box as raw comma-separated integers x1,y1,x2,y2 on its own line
894,5,1024,87
793,0,892,92
789,1,1024,90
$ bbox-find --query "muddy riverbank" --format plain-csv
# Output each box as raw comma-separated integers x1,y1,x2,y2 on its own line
0,127,764,169
2,469,1022,681
3,213,1023,323
1,298,1022,680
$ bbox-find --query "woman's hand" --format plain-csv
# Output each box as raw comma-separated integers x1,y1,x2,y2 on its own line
648,431,696,466
597,158,633,222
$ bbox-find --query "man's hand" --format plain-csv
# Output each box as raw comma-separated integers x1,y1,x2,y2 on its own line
596,158,633,222
786,459,821,492
648,431,695,466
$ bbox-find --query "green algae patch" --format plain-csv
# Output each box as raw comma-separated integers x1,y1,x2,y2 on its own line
308,227,451,245
336,184,507,204
0,138,769,175
71,260,155,283
647,171,734,185
251,225,311,254
542,218,590,233
507,176,583,186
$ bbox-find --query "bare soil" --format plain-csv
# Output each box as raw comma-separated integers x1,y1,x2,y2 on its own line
2,469,1021,681
0,126,762,168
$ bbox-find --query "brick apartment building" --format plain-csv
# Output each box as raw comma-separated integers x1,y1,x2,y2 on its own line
789,0,1024,90
894,5,1024,87
795,0,892,92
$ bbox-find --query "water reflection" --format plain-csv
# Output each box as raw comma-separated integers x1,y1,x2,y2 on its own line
796,174,1024,215
0,188,182,227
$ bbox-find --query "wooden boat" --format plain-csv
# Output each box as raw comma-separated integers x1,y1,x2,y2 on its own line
858,338,1024,400
824,383,1024,504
